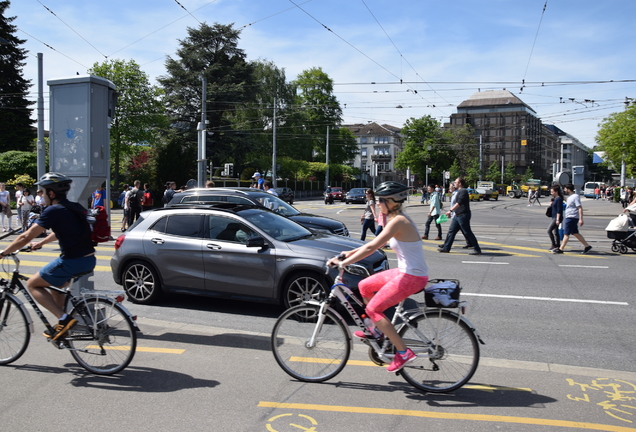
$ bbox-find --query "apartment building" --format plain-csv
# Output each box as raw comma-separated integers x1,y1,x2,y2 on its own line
344,122,404,186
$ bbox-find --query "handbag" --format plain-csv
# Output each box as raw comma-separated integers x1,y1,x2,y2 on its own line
545,206,553,218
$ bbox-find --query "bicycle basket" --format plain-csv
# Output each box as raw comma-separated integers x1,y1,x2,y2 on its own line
424,279,461,308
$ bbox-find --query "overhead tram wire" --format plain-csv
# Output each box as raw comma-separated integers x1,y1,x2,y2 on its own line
521,0,548,89
36,0,107,59
17,28,89,69
172,0,201,24
360,0,452,114
286,0,437,108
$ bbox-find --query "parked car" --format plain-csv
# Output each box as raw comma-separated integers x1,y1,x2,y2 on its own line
467,188,484,201
169,188,349,236
111,204,388,307
345,188,367,204
275,187,294,204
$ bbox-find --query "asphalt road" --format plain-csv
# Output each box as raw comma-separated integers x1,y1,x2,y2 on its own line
1,196,635,431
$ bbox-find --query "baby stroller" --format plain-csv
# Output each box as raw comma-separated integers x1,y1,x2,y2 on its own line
606,205,636,254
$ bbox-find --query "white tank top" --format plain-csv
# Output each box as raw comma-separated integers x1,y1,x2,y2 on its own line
389,237,428,277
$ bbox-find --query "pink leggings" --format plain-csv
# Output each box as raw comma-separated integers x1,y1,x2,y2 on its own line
358,268,428,322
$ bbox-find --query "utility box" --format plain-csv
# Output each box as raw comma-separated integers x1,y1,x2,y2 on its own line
572,165,584,193
48,75,116,203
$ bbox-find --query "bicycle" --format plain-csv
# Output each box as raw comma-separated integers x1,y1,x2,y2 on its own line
0,245,139,375
271,262,485,393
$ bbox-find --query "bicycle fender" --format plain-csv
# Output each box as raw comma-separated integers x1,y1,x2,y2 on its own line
6,292,34,334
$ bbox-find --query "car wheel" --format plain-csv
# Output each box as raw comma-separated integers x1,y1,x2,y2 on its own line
283,272,328,309
289,200,293,205
122,260,162,304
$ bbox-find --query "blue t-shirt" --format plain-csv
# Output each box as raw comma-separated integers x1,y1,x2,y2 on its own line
256,178,265,190
36,199,95,259
92,188,106,208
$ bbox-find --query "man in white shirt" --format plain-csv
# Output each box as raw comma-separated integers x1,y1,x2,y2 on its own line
553,183,592,254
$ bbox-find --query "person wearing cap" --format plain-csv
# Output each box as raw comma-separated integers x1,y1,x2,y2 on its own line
0,172,96,341
252,172,265,190
328,181,428,373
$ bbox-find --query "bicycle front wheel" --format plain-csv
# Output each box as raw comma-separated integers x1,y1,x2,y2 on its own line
0,295,30,365
399,310,479,393
271,305,350,382
68,298,137,375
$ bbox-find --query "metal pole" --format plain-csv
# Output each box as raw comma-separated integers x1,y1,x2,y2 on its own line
37,53,46,177
325,126,330,188
198,77,207,187
479,134,483,181
272,96,277,188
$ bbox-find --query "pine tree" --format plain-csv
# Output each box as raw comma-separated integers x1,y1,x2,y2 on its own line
0,0,35,152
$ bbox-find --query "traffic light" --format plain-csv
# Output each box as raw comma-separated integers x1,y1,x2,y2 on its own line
224,163,234,177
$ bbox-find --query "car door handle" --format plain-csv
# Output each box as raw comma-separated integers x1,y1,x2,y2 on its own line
151,238,165,244
206,244,222,250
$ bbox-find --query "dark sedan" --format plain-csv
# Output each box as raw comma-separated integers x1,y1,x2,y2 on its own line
169,188,349,236
345,188,367,204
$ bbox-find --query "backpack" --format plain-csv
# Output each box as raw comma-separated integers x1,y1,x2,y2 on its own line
142,191,152,207
88,205,111,244
128,188,143,207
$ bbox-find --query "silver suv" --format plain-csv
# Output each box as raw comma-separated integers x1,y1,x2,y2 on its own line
111,204,388,308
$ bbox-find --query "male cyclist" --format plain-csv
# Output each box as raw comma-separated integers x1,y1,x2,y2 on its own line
0,172,96,341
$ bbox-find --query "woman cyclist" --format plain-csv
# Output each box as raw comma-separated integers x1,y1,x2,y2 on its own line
328,181,428,372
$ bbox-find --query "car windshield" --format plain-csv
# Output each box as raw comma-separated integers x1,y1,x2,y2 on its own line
349,188,364,194
247,193,300,216
237,208,313,242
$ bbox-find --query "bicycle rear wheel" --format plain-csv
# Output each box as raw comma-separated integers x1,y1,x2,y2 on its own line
0,295,30,365
399,310,479,393
271,305,350,382
68,297,136,375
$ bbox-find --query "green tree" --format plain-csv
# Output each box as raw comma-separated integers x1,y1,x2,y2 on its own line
0,150,36,181
448,159,461,181
522,166,534,183
158,23,256,175
88,59,166,189
596,103,636,177
504,161,517,185
464,158,481,186
291,67,356,164
0,0,34,152
485,161,500,183
446,124,479,174
395,115,453,180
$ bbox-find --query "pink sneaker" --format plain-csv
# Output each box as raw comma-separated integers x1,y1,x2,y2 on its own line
353,330,383,340
387,348,417,372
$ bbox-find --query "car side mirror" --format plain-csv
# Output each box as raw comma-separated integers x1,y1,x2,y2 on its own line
246,236,268,250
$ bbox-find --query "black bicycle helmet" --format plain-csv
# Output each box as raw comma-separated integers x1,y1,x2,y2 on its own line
374,181,409,202
35,172,72,194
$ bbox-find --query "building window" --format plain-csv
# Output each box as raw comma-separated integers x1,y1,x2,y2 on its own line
361,162,367,172
374,146,390,156
361,137,367,144
361,147,367,157
374,136,389,144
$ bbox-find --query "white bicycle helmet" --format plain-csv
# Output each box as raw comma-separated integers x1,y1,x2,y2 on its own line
375,181,409,202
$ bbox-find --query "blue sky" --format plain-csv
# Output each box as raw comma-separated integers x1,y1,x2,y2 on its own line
9,0,636,147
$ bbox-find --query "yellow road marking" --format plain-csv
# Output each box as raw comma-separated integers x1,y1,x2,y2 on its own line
86,345,185,354
0,261,110,272
258,402,636,431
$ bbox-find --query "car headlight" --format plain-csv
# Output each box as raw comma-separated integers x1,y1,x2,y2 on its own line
344,263,370,278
